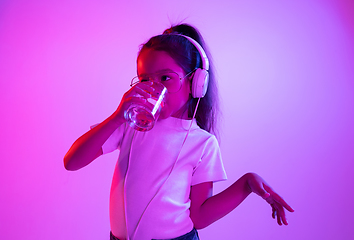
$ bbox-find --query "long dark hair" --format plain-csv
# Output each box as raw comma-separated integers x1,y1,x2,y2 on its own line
138,24,221,139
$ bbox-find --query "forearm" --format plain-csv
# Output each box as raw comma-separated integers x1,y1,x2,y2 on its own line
63,112,124,171
192,173,253,229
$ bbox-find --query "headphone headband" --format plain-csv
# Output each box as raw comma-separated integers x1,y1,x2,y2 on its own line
158,33,210,98
167,34,209,71
176,34,209,71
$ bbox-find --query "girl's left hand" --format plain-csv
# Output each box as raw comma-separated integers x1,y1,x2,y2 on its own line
246,173,294,225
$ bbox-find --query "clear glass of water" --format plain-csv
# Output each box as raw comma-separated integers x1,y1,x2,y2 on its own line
124,82,168,131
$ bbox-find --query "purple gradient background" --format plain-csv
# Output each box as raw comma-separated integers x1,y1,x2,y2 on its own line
1,0,353,239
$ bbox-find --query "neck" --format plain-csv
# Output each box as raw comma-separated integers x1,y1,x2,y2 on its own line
171,102,191,120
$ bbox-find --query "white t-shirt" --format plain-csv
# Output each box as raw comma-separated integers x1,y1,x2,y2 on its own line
102,117,227,240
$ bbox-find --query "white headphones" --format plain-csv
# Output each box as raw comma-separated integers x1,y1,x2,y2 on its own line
177,34,210,98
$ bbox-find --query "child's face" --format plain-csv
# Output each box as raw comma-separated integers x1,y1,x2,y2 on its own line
137,49,192,119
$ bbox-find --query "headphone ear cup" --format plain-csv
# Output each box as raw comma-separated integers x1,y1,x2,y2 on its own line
192,68,209,98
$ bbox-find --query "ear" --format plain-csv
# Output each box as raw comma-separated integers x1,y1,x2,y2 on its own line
187,71,195,82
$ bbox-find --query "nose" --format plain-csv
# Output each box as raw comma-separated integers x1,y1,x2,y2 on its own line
148,76,160,83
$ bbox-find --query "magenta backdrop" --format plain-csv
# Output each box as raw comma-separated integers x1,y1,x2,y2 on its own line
1,0,353,239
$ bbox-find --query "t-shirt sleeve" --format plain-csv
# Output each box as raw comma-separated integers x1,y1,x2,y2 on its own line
90,123,126,154
191,136,227,186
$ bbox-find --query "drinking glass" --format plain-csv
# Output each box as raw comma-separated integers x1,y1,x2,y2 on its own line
124,82,168,131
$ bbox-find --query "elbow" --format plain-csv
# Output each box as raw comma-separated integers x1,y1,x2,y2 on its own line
63,153,77,171
193,224,205,230
64,160,79,171
64,161,72,171
63,157,72,171
193,221,210,230
191,215,211,230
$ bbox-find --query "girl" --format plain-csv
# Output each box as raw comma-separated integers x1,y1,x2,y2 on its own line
64,24,294,240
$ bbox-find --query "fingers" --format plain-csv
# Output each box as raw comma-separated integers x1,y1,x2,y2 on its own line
277,211,283,225
271,202,288,226
115,82,156,121
262,185,294,226
265,193,293,226
271,193,294,213
263,184,294,213
246,173,294,226
260,191,270,199
272,193,294,213
271,204,276,219
263,196,284,225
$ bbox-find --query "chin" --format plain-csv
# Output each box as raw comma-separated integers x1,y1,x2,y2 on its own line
158,110,171,120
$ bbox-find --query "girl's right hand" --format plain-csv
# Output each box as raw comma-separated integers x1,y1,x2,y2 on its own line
64,82,156,171
113,81,154,123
